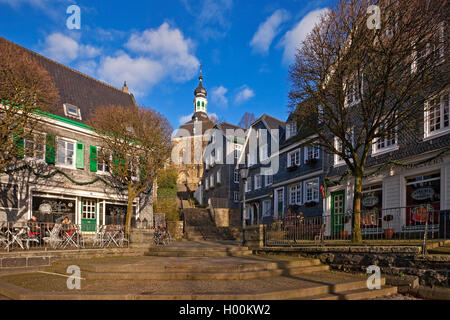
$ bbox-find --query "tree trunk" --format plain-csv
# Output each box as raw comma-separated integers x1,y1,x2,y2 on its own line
352,174,363,243
125,190,135,237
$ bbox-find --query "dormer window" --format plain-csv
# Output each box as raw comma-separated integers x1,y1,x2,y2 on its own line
286,122,297,139
63,104,82,120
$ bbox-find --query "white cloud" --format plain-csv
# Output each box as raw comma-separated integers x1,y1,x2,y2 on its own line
125,23,199,82
41,33,101,64
280,8,328,65
235,86,255,104
97,53,164,97
179,113,193,124
42,33,79,64
0,0,52,7
250,9,290,54
211,86,228,107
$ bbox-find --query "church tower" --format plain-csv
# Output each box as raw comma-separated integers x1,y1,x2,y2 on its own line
193,70,208,115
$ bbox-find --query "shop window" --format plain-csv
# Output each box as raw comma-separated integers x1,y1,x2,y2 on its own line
361,184,383,231
405,172,440,231
31,196,75,223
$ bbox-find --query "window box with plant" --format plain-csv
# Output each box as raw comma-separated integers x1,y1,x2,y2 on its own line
305,158,318,166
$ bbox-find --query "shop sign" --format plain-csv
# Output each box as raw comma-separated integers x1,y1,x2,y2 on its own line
411,187,434,201
362,195,379,207
411,204,434,223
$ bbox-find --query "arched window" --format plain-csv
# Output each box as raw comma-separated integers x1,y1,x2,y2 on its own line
197,101,200,107
202,101,204,107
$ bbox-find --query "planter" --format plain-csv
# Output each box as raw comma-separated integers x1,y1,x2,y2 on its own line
287,165,299,172
384,228,395,239
340,230,348,239
305,158,318,166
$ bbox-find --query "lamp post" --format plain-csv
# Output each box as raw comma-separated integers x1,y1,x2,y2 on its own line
239,167,249,246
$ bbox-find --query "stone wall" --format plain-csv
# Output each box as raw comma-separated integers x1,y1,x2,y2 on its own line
167,221,184,240
244,225,264,250
257,246,450,287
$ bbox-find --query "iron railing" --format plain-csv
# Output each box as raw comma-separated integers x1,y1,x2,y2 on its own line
264,207,449,246
0,222,130,252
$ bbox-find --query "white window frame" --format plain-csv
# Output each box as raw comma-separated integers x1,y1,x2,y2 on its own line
234,170,240,183
289,184,302,205
287,149,301,167
216,170,221,184
304,145,320,162
304,178,320,203
56,137,76,169
262,200,271,217
209,174,214,188
24,134,45,162
372,122,399,156
334,129,353,167
245,179,252,193
264,174,273,187
254,174,262,190
260,144,269,162
234,144,242,160
286,122,297,139
63,103,82,120
344,73,363,108
97,148,111,174
205,178,209,190
233,191,240,203
424,91,450,139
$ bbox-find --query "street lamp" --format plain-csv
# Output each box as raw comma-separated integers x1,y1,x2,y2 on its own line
239,167,249,246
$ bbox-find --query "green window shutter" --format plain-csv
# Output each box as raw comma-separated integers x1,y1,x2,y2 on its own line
45,134,56,164
13,131,24,158
76,142,85,169
90,146,98,172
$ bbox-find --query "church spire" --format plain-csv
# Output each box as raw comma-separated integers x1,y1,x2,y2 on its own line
193,67,207,115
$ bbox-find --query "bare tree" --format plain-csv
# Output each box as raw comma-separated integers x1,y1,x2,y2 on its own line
88,105,172,235
0,38,59,173
289,0,448,243
238,112,256,128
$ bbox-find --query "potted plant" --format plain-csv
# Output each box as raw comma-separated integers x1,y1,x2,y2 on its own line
383,214,395,239
339,213,351,239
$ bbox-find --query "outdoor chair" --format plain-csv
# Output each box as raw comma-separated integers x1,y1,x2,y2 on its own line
43,224,63,249
6,228,27,250
93,225,107,248
61,225,79,249
0,231,8,249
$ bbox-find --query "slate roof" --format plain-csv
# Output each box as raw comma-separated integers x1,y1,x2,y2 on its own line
0,37,136,124
174,112,214,137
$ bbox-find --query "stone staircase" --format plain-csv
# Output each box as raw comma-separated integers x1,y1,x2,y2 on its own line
41,241,398,300
183,208,236,241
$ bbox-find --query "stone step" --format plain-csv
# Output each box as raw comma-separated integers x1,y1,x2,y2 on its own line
145,250,253,257
148,246,250,252
56,264,330,281
311,286,398,300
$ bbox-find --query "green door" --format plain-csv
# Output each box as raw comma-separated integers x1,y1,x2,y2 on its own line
276,188,284,219
331,190,345,233
81,198,97,232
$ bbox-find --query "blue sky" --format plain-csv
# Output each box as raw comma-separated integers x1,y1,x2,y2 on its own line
0,0,333,129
